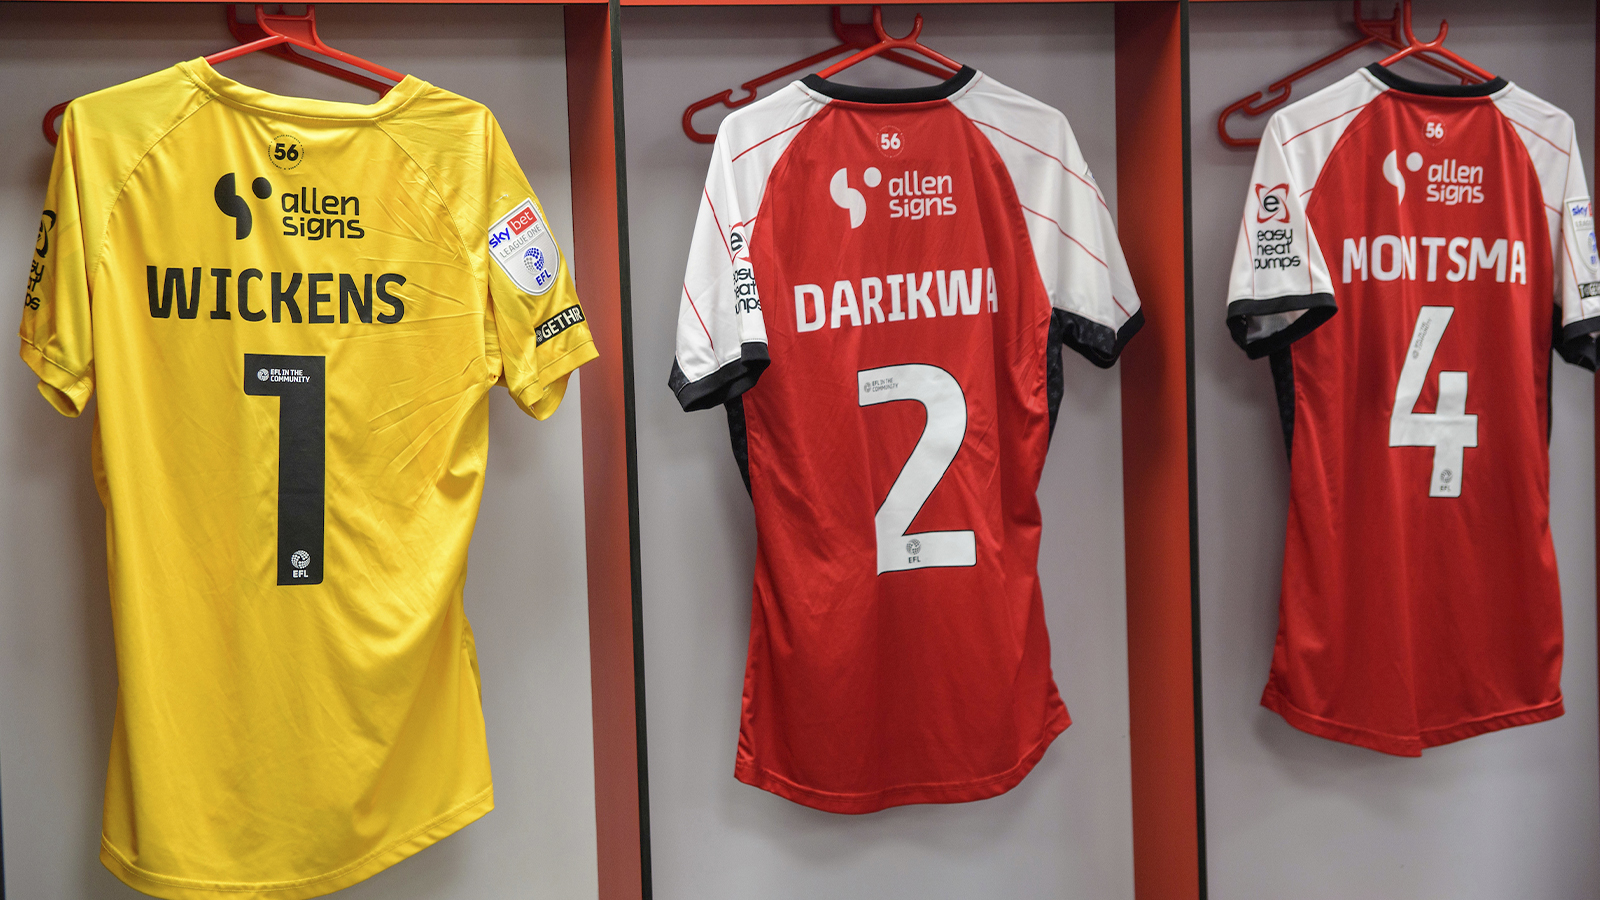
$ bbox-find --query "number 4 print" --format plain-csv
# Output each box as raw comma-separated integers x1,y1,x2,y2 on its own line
858,364,976,574
1389,307,1477,497
245,354,326,584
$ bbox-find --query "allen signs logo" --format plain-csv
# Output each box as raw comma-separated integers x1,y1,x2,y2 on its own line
214,173,274,239
1382,150,1425,204
1383,150,1485,206
1254,183,1290,223
831,166,957,229
830,167,878,229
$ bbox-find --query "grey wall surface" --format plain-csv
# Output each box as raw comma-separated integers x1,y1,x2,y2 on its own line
0,6,599,898
622,7,1135,900
1192,2,1600,897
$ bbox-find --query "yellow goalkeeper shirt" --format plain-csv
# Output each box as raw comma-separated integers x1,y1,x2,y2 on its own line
19,60,597,899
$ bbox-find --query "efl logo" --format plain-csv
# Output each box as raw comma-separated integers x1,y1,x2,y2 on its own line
487,198,562,296
1570,199,1598,269
1254,183,1290,223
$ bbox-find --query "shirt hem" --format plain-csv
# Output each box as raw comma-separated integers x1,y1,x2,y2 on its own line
514,339,599,420
1261,686,1564,757
734,707,1070,814
98,784,494,900
19,336,92,416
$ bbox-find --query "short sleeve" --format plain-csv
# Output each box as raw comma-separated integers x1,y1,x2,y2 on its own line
957,94,1142,369
668,130,771,412
1554,138,1600,369
480,119,597,419
1225,116,1338,359
20,104,95,417
1027,117,1144,369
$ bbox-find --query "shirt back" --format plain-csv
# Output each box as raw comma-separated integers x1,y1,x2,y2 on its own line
672,69,1141,812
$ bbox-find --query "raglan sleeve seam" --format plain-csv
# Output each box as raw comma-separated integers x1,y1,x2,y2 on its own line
670,120,782,411
88,94,215,295
375,120,478,282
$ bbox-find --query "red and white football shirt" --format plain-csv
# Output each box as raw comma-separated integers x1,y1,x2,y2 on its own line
671,68,1142,812
1228,64,1598,756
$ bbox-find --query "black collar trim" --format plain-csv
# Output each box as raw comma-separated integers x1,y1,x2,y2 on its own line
1365,63,1507,98
801,66,977,104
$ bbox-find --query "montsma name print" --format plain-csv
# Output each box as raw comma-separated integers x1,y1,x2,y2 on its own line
1341,236,1528,284
146,266,406,323
794,268,997,332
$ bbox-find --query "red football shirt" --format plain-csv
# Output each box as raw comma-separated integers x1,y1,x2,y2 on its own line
672,68,1142,811
1228,65,1599,755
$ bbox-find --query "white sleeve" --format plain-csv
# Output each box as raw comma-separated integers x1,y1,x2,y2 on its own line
1036,117,1143,367
669,131,771,411
955,81,1142,367
1225,114,1338,358
1555,139,1600,369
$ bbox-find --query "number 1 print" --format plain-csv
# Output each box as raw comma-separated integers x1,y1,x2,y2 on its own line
245,354,326,585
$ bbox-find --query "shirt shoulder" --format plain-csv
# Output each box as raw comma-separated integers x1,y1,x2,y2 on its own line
948,71,1069,139
716,82,828,164
63,65,213,265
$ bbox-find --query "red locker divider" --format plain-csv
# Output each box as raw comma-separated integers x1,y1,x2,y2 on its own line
566,7,649,900
1114,4,1204,900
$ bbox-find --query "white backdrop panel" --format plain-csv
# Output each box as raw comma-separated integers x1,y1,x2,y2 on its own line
623,6,1134,900
0,5,599,899
1191,2,1600,898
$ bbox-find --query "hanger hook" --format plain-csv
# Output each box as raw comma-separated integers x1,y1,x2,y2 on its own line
869,6,924,44
1399,0,1452,49
1400,0,1450,52
1352,1,1401,36
1428,18,1450,47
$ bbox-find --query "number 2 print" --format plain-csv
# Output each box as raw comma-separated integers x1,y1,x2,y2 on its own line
858,364,976,574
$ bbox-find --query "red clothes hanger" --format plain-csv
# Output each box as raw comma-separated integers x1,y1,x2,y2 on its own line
682,6,956,144
1218,1,1481,149
44,5,402,145
207,5,403,83
814,7,960,81
1374,0,1494,81
223,5,398,97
